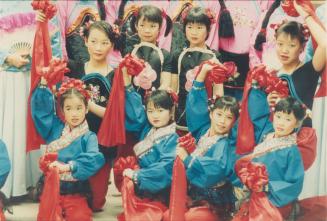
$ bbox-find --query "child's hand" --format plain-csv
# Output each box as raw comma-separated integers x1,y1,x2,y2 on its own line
36,10,46,22
5,51,30,68
122,66,132,86
293,1,309,18
267,91,281,107
48,161,70,173
123,168,134,179
176,146,189,161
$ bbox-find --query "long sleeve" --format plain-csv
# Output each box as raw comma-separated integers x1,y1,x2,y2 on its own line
70,133,105,180
186,139,231,189
0,140,10,188
248,88,273,143
125,86,150,139
186,81,210,140
136,134,178,193
31,87,64,143
266,147,304,207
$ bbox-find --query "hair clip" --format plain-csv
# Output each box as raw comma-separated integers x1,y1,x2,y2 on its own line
302,24,310,41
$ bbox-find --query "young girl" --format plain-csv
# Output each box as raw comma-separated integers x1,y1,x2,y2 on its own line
118,67,179,219
234,96,305,219
120,4,174,93
268,1,326,127
31,77,105,221
67,20,123,211
171,67,240,220
171,6,223,131
249,0,305,70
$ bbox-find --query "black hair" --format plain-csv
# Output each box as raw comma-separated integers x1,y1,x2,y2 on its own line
115,0,128,26
145,90,174,111
254,0,281,51
274,96,306,122
97,0,106,21
209,95,239,119
218,0,235,38
59,88,88,110
275,21,308,45
130,5,172,37
183,7,211,40
84,21,124,51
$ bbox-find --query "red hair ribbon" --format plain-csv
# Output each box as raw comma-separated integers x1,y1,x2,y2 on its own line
166,88,179,104
205,8,216,25
40,58,70,88
31,0,57,19
178,132,196,154
162,9,167,19
56,78,90,101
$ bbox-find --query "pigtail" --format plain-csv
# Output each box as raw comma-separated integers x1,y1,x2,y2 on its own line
163,11,173,37
254,0,281,51
97,0,106,21
115,0,128,26
218,0,234,38
113,29,126,52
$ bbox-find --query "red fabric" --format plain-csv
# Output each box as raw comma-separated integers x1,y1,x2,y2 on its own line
297,196,327,221
195,61,237,98
113,156,139,192
98,55,145,147
281,0,327,98
236,68,257,155
168,157,187,221
27,0,57,152
178,133,196,154
233,160,283,221
37,167,62,221
89,161,111,211
60,195,92,221
0,210,4,221
118,177,167,221
39,152,58,174
236,65,287,154
115,132,138,191
41,59,69,88
297,127,317,170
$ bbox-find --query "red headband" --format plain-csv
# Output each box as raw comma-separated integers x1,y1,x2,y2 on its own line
56,78,90,101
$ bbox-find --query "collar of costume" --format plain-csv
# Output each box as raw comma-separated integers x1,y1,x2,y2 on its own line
46,120,89,153
134,123,176,158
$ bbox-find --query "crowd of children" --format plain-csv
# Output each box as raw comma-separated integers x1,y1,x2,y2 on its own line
0,0,326,220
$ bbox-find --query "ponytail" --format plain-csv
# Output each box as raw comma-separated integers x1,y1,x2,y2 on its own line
218,0,234,38
97,0,106,21
254,0,281,51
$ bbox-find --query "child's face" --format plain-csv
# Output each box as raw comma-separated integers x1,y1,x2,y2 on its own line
273,111,298,137
276,33,303,67
146,101,171,128
136,17,160,44
63,96,88,129
209,108,235,136
86,28,113,62
185,22,208,48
